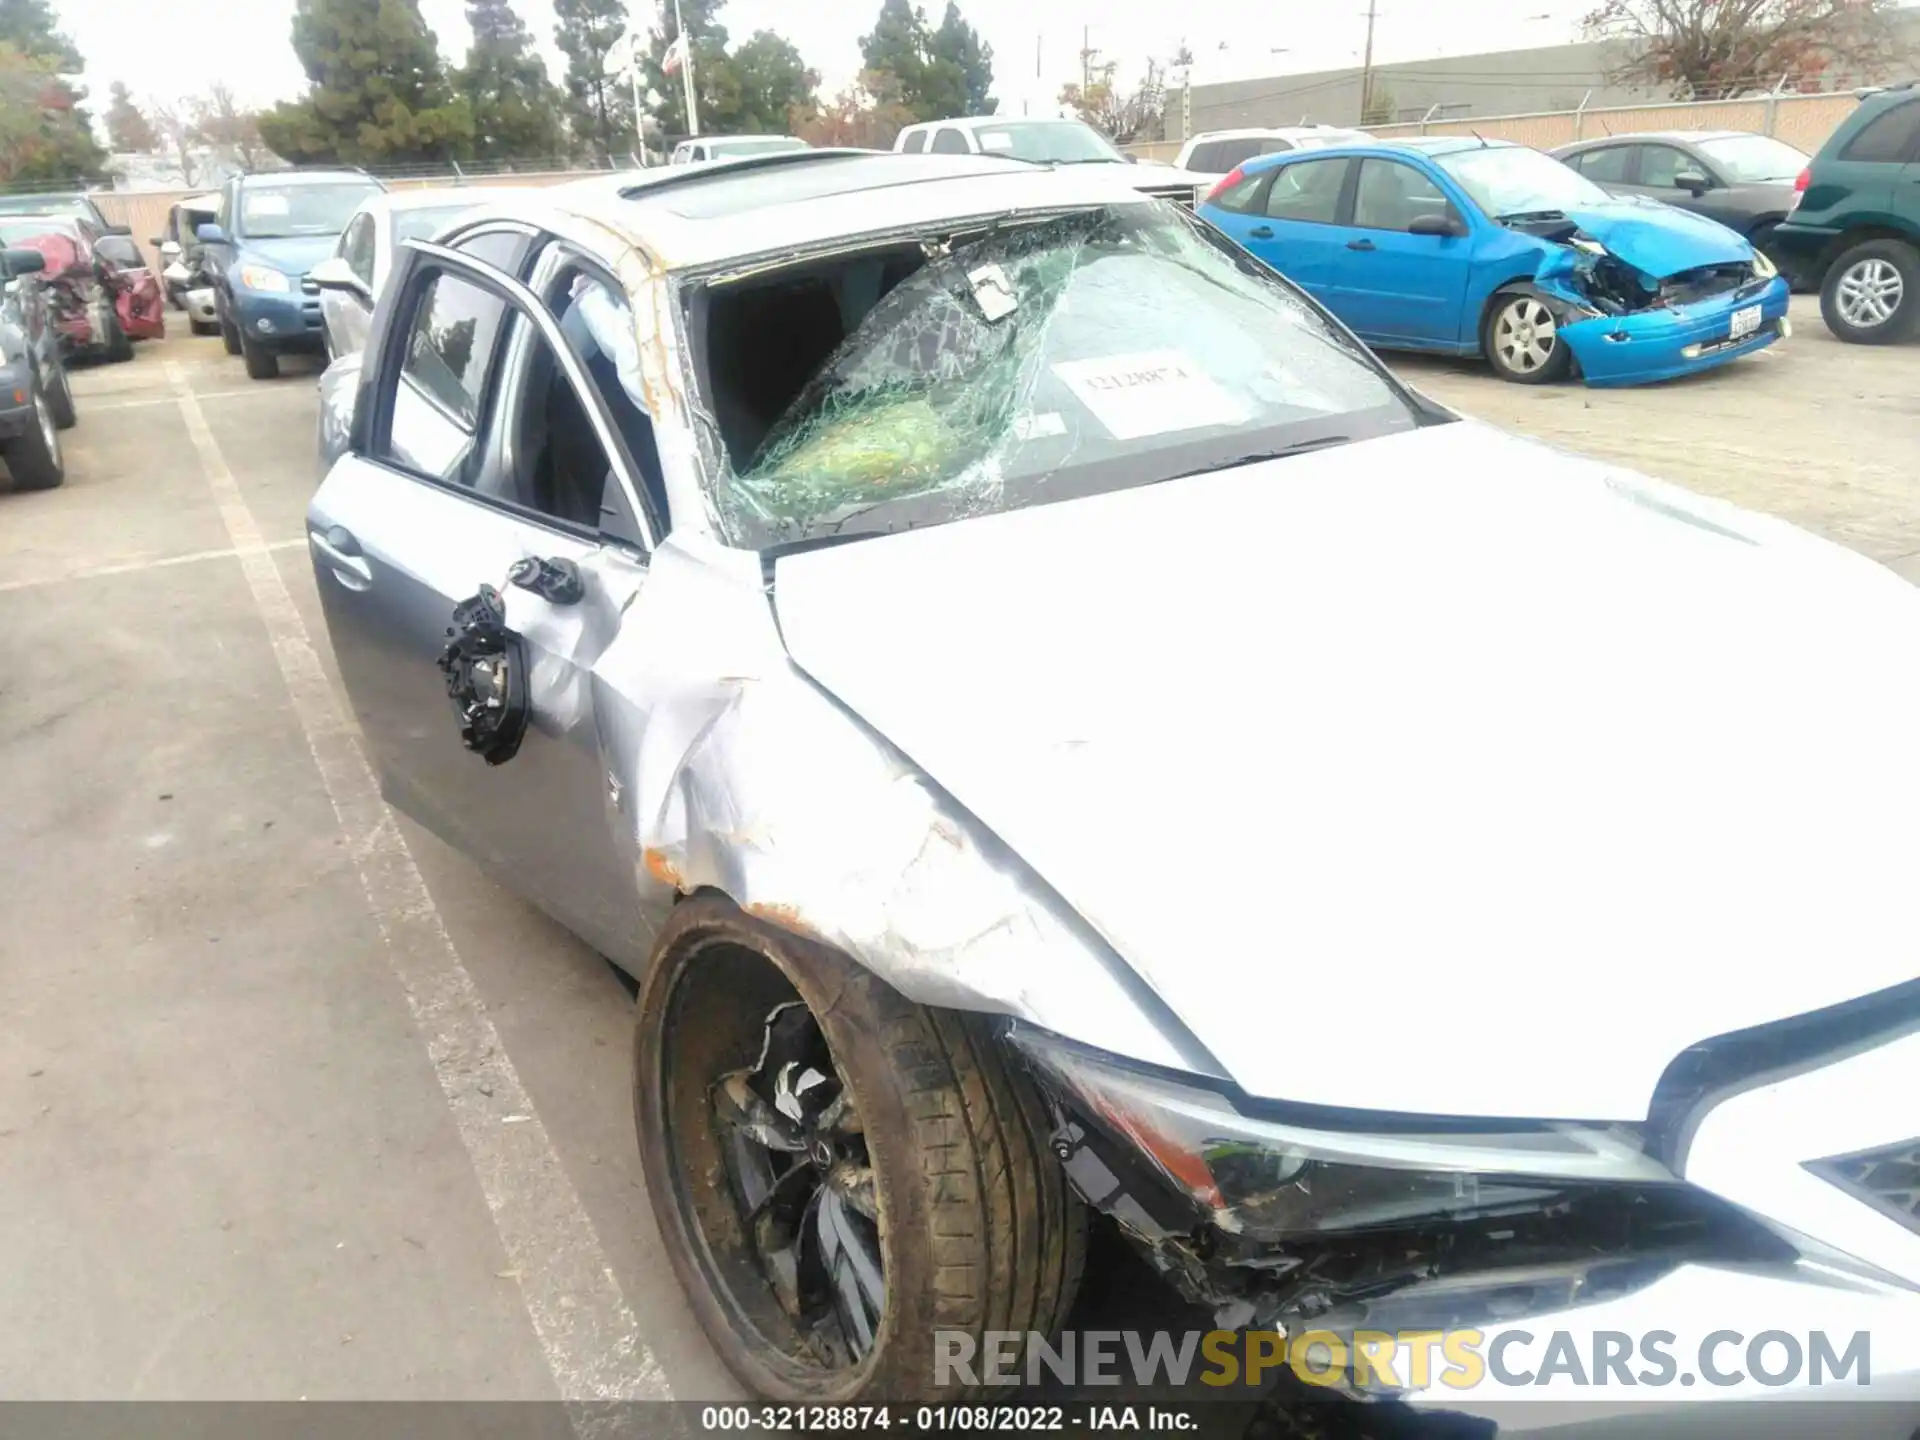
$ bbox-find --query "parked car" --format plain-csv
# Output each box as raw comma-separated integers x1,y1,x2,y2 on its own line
893,116,1212,204
152,193,220,320
670,135,809,164
1175,124,1375,185
1200,136,1789,384
307,148,1920,1410
0,190,121,233
1772,80,1920,344
0,217,146,362
310,187,532,362
198,168,385,379
0,244,78,490
1553,129,1809,277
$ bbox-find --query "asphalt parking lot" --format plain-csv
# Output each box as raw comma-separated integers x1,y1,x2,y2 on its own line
1,296,1916,1401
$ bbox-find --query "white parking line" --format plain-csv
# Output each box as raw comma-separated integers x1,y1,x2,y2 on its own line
164,361,669,1405
0,539,305,594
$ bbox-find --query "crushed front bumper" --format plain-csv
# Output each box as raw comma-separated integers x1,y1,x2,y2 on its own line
1560,275,1791,387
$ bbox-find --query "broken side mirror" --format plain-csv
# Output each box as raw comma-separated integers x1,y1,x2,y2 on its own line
437,585,531,766
1673,170,1710,195
1407,212,1465,238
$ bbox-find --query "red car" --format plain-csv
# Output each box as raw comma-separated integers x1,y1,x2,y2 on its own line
0,215,164,361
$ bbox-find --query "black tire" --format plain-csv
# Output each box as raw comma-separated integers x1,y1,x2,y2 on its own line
240,330,280,380
189,316,218,337
103,310,133,364
219,297,242,356
1820,237,1920,344
45,357,75,430
1483,288,1573,384
4,376,65,490
634,895,1086,1404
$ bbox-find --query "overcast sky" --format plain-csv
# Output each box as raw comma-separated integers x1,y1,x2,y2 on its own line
62,0,1596,123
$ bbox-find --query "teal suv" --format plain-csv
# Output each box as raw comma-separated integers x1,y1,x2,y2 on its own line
1773,81,1920,343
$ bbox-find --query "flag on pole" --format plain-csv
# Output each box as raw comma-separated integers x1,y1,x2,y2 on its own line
662,33,688,75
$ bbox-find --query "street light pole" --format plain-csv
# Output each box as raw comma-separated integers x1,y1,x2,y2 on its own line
1358,0,1378,125
673,0,700,137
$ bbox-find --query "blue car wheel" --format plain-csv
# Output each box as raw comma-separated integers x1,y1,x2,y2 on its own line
1485,291,1573,385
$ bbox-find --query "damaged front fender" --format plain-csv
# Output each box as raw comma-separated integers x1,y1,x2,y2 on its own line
590,531,1206,1077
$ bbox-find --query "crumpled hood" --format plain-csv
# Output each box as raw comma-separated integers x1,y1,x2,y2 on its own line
1554,199,1753,277
773,423,1920,1121
233,235,336,277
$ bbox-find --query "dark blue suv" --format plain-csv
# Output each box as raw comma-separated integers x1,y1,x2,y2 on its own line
199,169,384,379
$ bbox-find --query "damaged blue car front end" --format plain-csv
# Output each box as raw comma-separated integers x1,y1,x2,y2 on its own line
1527,205,1791,386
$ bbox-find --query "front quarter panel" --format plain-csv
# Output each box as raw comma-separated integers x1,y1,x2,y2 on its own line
589,529,1201,1075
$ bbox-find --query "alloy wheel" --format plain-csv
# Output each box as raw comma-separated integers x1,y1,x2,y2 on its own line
1836,258,1904,329
712,999,884,1368
1495,297,1558,373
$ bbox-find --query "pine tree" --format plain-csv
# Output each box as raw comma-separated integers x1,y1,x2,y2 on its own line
859,0,930,120
0,0,105,180
928,3,993,117
554,0,634,162
726,31,816,135
458,0,563,163
258,0,474,166
105,81,155,152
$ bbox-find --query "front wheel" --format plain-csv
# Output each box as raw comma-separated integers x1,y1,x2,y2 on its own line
4,377,64,490
103,310,133,364
1485,291,1573,384
218,296,242,356
1820,238,1919,344
240,330,280,380
634,895,1085,1403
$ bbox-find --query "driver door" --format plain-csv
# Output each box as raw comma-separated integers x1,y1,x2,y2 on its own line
308,236,661,967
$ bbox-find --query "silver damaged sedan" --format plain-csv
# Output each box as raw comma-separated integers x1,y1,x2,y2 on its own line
308,151,1920,1411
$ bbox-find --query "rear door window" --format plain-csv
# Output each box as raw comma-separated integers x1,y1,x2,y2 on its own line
1841,99,1920,163
1572,146,1633,183
901,130,928,154
1263,158,1349,224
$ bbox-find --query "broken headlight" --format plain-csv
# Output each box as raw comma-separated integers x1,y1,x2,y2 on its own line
1751,248,1778,281
1010,1027,1676,1241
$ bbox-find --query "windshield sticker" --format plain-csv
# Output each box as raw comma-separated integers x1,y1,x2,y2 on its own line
1051,350,1249,441
1012,411,1066,440
248,195,290,216
978,132,1013,151
968,263,1018,321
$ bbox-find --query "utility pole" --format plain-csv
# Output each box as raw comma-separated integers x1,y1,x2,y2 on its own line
1080,24,1099,98
1357,0,1378,125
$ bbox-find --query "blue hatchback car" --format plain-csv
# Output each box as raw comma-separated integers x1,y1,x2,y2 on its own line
1199,137,1790,386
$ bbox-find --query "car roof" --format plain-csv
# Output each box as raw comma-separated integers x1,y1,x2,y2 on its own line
903,115,1079,131
1187,125,1367,141
239,169,379,187
1246,135,1514,168
1560,130,1747,147
518,149,1155,268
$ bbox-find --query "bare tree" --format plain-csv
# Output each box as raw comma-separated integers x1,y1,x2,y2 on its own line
1059,56,1169,144
1584,0,1898,99
149,97,200,186
190,82,271,171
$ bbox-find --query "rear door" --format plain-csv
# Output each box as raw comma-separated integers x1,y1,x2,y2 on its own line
1329,156,1474,346
308,232,662,966
1233,155,1352,304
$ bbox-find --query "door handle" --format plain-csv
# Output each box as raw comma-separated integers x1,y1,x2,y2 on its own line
1248,225,1275,239
1347,238,1376,251
309,525,372,589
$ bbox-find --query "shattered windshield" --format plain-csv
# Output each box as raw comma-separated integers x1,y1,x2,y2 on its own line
1437,146,1610,217
972,121,1125,164
1696,134,1807,183
710,206,1420,550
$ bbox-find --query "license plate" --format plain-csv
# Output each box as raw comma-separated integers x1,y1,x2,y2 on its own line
1729,304,1762,340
